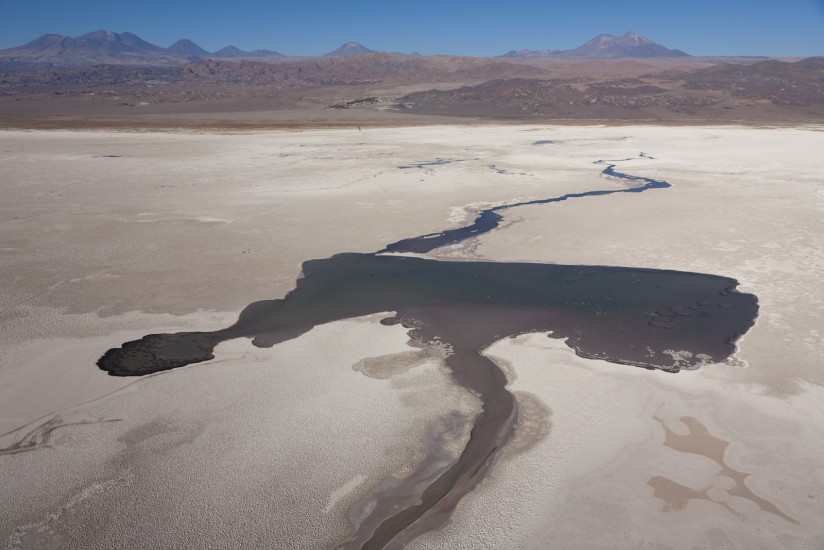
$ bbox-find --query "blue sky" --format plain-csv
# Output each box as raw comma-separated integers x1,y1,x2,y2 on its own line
1,0,823,57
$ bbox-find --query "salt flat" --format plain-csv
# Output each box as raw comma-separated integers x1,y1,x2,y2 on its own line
1,124,822,549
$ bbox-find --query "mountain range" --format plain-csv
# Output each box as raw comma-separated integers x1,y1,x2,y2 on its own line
0,30,285,68
0,30,688,69
501,32,689,59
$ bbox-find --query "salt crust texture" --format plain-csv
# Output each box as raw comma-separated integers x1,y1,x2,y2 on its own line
1,125,823,549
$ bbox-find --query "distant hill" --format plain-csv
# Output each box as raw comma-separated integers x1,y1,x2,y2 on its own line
213,46,248,58
247,49,284,58
680,56,824,104
179,54,549,85
502,32,689,59
392,56,824,121
0,53,552,97
212,45,284,59
0,30,283,68
395,77,710,118
500,48,561,59
166,38,209,58
325,42,374,57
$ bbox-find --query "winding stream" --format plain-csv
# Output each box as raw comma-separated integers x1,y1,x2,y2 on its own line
98,153,758,549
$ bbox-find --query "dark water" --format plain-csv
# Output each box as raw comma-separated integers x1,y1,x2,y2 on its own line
97,153,758,549
397,157,480,170
99,256,754,377
380,155,668,255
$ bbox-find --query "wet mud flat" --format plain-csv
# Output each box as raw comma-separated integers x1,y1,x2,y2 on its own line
96,154,758,549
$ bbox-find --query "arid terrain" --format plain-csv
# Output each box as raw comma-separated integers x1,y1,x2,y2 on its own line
1,25,824,550
2,45,823,128
1,124,823,549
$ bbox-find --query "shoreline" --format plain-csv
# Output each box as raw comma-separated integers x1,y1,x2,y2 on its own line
4,113,824,132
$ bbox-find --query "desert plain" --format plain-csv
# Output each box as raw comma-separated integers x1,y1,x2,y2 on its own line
1,123,823,549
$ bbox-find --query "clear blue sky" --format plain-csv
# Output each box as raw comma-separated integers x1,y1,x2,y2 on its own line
1,0,823,57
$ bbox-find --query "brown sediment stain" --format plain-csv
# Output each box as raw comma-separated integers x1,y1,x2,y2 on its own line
353,350,429,380
352,344,448,380
342,410,478,545
648,416,797,524
648,476,706,512
506,391,553,457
